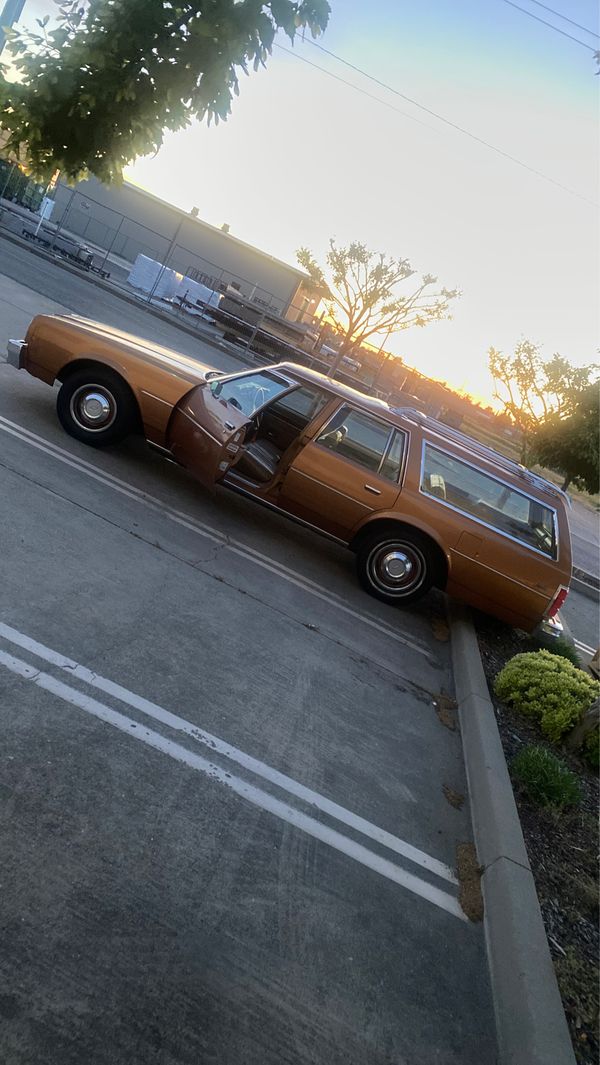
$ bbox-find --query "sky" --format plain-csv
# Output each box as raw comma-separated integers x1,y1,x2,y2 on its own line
9,0,600,403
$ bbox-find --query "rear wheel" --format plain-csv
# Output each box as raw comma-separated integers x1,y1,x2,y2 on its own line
356,530,436,605
57,368,138,447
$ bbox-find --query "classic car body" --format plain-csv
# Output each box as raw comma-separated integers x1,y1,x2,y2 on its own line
8,314,572,630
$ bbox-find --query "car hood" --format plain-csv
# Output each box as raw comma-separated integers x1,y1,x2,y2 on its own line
51,314,218,382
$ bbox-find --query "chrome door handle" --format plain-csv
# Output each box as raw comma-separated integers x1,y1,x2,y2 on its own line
224,421,235,431
364,484,382,495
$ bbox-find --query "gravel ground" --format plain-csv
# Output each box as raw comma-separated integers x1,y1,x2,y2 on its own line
475,614,599,1065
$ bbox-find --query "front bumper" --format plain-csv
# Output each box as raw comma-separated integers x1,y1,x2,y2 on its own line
7,339,27,369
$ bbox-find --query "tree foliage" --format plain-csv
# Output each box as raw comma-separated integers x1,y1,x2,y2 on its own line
488,339,598,461
297,240,459,372
530,385,599,494
0,0,330,182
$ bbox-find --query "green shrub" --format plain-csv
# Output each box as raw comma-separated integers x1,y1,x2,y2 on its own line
512,745,581,809
536,635,581,668
583,728,599,770
494,650,599,742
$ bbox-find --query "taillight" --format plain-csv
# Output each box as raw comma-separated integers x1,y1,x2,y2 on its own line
547,585,569,618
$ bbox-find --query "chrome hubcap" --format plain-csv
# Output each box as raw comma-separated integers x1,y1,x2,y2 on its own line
367,540,426,597
381,550,413,581
70,385,116,431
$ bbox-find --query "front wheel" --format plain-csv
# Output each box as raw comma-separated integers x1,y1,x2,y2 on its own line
356,531,436,605
57,368,138,447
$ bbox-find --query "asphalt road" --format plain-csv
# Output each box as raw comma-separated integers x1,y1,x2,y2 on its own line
0,265,496,1065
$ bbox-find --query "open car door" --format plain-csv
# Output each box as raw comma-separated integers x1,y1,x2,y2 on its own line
168,383,252,490
168,370,294,490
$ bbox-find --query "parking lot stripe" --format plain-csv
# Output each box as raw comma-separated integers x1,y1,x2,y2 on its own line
574,638,595,655
0,647,466,921
0,621,457,886
0,416,434,661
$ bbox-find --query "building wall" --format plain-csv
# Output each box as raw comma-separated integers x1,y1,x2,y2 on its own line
283,280,323,324
52,177,308,314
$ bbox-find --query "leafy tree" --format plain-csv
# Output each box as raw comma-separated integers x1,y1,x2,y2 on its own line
297,240,459,376
0,0,330,182
488,340,598,462
530,385,599,493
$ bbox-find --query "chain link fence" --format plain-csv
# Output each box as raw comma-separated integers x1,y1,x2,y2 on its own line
0,173,432,400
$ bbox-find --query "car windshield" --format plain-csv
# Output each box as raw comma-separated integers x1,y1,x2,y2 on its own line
210,372,289,417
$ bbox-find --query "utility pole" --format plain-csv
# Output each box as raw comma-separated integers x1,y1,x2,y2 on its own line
0,0,26,56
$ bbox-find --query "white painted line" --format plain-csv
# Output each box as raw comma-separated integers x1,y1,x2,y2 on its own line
0,647,466,921
0,415,434,661
574,638,596,655
0,620,456,885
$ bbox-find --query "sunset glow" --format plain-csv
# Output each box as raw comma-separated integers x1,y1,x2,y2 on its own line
15,0,600,404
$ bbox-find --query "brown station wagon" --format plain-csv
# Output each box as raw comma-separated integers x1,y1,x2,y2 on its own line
7,314,572,630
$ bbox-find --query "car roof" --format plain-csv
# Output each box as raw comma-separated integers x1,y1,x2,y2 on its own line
275,362,569,509
276,362,399,417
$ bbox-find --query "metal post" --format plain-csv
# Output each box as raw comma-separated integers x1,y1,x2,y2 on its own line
370,329,394,394
0,161,16,201
244,311,265,360
99,215,125,272
53,185,77,242
0,0,26,56
147,217,184,303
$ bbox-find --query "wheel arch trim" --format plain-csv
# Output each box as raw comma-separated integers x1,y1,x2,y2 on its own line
349,514,451,585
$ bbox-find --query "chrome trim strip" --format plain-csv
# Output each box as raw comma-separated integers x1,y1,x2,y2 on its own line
419,440,559,561
177,407,224,445
451,548,549,602
222,476,348,545
140,389,173,406
286,468,373,510
421,422,568,505
313,402,409,487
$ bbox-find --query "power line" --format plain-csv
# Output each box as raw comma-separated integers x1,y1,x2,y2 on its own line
502,0,597,50
275,44,437,133
525,0,599,39
290,39,598,208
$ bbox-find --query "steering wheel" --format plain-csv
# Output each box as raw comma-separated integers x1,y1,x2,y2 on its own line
254,386,269,408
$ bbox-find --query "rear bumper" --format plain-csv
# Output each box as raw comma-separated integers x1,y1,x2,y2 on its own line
7,339,27,369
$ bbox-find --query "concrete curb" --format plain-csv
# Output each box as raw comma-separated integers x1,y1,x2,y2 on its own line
571,576,599,602
449,601,576,1065
571,567,600,603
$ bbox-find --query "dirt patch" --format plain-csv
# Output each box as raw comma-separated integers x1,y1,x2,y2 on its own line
476,612,599,1064
434,692,458,731
431,617,450,642
443,784,465,809
456,842,484,922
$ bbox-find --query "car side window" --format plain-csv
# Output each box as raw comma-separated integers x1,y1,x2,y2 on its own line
266,385,330,426
316,405,405,481
420,443,557,557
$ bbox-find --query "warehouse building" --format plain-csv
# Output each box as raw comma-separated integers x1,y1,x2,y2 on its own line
51,176,317,319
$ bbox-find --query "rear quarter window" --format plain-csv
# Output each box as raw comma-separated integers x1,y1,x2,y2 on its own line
420,443,557,559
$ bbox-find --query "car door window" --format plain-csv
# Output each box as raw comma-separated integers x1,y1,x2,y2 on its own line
265,385,330,428
316,405,405,481
210,372,289,416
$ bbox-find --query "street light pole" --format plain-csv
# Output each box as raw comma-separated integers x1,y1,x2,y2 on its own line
0,0,26,56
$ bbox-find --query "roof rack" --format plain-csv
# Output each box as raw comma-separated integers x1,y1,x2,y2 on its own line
391,407,571,508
